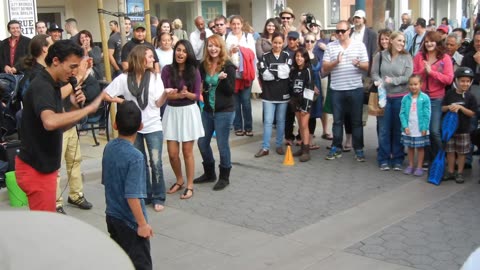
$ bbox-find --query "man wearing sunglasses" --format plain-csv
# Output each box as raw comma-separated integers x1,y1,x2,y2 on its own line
322,20,369,162
279,7,297,37
214,15,229,38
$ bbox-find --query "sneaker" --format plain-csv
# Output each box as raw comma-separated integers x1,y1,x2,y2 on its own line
380,164,390,171
355,149,365,162
422,162,429,171
442,172,456,181
393,164,402,171
325,146,342,160
403,166,414,175
68,194,93,210
455,173,465,184
56,205,67,215
413,168,424,177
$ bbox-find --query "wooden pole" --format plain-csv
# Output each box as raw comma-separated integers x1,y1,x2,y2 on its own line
145,0,152,43
97,0,111,82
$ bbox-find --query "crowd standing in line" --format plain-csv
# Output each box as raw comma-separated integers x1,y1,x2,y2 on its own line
4,8,480,270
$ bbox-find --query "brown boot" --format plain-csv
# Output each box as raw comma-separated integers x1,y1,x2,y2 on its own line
299,145,310,162
293,143,303,157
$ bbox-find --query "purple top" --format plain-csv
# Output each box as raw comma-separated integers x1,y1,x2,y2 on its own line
161,65,202,107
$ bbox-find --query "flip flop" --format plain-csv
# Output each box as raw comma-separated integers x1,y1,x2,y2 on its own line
180,188,194,200
235,130,245,136
153,204,165,212
245,131,254,136
166,183,183,194
309,144,320,150
321,134,333,140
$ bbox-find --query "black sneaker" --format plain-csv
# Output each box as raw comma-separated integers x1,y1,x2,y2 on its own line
455,173,465,184
56,205,67,215
68,195,93,210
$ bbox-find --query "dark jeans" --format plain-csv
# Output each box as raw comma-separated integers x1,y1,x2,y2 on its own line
198,111,235,169
331,88,364,150
377,97,404,166
285,104,300,141
233,86,253,131
106,216,152,270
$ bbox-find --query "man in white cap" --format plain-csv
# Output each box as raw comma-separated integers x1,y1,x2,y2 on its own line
350,10,377,71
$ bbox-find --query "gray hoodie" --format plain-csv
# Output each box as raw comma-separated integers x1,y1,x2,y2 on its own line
371,50,413,97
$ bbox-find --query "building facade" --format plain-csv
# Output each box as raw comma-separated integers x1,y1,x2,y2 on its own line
0,0,475,44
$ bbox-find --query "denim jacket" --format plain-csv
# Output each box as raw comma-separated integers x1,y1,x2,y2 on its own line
399,92,431,132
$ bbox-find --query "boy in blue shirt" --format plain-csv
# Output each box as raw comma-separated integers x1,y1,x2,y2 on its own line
103,100,153,270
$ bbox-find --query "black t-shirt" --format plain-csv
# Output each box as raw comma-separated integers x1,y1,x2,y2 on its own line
442,89,477,133
18,69,63,173
120,38,159,63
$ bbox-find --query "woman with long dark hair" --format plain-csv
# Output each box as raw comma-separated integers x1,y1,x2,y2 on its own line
162,40,204,200
77,30,104,80
255,18,281,60
105,45,171,212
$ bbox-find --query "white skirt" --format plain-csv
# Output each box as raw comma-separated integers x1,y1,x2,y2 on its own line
163,103,205,142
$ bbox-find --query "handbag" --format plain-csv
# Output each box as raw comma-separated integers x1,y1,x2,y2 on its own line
367,53,384,116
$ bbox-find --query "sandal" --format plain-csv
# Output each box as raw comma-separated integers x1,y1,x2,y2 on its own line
321,134,333,140
180,188,194,200
153,204,165,212
309,144,320,150
245,131,254,137
167,183,183,194
342,146,352,152
235,130,245,136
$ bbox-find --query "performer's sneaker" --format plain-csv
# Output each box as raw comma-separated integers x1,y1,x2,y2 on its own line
56,205,67,215
68,195,93,210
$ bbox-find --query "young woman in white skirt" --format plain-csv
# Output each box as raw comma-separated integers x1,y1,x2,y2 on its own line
161,40,204,200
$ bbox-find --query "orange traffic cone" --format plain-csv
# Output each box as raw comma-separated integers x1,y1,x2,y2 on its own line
283,145,295,166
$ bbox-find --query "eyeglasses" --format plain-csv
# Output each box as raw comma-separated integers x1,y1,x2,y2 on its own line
288,37,297,41
305,40,315,44
282,17,292,20
335,29,349,34
215,23,224,26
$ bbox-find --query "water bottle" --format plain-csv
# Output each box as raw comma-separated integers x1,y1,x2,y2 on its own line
378,83,387,108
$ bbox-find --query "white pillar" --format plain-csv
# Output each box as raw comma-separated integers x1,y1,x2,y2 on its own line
398,0,409,26
0,0,8,39
421,0,430,20
252,0,268,32
455,0,462,28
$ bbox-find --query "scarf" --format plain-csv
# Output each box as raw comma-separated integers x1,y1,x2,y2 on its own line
127,72,150,110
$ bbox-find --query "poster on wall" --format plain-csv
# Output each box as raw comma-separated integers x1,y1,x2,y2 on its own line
272,0,286,17
126,0,145,22
7,0,37,38
329,0,340,26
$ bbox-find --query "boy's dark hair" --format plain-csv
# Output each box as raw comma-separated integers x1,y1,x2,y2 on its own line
7,20,21,31
116,101,141,136
45,40,83,66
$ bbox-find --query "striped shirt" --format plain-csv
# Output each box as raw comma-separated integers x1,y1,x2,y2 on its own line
323,39,368,91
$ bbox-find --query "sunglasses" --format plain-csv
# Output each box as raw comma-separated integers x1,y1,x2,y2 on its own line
215,23,224,26
305,40,315,44
335,29,349,34
288,37,297,41
282,17,292,20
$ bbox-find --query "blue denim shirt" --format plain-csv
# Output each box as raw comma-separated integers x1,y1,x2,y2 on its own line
400,92,431,132
102,138,148,230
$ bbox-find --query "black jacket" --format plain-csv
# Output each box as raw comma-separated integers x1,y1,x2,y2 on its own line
461,51,480,85
199,60,236,113
0,35,31,73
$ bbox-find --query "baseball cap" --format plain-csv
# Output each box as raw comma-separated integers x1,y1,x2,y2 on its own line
48,23,63,32
437,24,449,34
454,67,474,79
414,18,426,28
353,10,366,19
133,22,146,31
287,31,299,39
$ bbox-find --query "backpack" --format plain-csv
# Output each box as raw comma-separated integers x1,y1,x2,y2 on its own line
0,73,23,138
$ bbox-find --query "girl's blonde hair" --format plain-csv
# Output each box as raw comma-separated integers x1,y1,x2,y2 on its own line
172,18,183,30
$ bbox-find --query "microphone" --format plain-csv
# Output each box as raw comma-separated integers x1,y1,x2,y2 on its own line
69,77,84,108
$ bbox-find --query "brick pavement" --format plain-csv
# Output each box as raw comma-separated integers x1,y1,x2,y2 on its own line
1,99,479,269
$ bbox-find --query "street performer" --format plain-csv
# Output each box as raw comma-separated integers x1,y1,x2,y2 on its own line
15,40,104,212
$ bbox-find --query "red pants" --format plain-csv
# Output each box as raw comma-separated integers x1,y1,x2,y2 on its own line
15,156,58,212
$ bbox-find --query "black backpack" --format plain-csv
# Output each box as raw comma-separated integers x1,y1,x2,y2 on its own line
0,73,23,138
